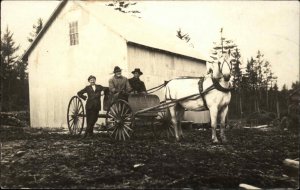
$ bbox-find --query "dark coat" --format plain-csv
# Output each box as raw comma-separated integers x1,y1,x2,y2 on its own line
128,77,146,93
77,85,106,111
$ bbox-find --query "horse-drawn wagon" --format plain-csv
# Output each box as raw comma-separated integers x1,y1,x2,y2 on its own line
67,53,234,142
67,87,178,140
66,78,213,141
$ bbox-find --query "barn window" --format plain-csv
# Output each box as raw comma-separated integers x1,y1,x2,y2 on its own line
69,21,79,46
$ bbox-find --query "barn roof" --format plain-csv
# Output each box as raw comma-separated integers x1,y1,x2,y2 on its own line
22,0,207,62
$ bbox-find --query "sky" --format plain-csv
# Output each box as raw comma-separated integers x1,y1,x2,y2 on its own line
1,0,299,89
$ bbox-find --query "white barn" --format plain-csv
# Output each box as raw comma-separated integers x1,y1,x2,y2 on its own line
22,0,210,128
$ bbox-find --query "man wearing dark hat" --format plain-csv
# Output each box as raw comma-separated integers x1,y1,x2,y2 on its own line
77,75,107,137
128,68,146,94
109,66,132,101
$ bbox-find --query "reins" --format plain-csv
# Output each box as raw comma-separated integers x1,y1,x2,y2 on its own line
146,76,202,94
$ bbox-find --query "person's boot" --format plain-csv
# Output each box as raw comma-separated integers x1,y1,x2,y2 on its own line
83,126,90,138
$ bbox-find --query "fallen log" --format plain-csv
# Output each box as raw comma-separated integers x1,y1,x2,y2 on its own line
283,158,299,179
239,183,261,189
283,159,299,169
0,111,29,127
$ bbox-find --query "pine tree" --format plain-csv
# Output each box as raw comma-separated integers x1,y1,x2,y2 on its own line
231,48,243,117
28,18,43,42
245,57,258,112
0,26,20,111
209,28,237,65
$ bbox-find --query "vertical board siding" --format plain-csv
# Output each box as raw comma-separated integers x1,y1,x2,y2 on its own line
127,44,210,123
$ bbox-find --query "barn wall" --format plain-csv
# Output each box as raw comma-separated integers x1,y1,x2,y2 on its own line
28,1,127,128
127,44,210,123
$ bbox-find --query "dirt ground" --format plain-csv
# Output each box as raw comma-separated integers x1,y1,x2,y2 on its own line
0,124,299,189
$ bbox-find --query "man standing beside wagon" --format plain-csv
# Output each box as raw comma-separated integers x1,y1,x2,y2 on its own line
77,75,106,138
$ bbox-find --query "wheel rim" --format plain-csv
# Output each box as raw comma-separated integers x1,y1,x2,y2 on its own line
153,110,175,139
67,96,85,135
106,100,134,141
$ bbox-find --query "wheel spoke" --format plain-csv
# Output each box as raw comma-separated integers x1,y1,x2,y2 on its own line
75,98,79,111
78,111,84,117
123,123,133,131
121,130,126,141
110,106,118,118
74,122,78,134
123,127,130,138
120,103,126,115
72,98,77,111
78,104,83,113
123,108,130,116
74,119,79,133
123,121,132,126
117,102,121,115
123,115,133,121
68,117,74,123
108,113,118,119
111,126,117,137
72,122,76,134
70,119,75,129
106,120,116,124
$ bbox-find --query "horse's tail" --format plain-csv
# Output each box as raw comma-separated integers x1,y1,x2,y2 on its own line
164,83,170,102
164,80,174,102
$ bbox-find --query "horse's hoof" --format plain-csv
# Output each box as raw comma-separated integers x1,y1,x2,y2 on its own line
212,139,219,144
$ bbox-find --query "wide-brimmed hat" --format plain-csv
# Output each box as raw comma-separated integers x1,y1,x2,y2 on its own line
113,66,122,73
88,75,96,81
131,68,143,75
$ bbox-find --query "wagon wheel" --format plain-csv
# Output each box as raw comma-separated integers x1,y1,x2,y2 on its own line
105,100,135,141
153,109,175,139
67,96,85,135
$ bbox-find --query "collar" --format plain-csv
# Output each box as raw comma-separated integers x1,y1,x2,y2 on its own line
114,75,124,79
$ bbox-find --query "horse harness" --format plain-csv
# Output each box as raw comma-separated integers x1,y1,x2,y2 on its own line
198,77,234,110
148,76,234,110
218,56,233,74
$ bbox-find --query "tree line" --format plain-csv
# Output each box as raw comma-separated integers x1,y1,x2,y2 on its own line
207,28,299,119
0,19,43,112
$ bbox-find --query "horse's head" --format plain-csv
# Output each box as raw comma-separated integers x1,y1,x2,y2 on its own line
212,51,233,82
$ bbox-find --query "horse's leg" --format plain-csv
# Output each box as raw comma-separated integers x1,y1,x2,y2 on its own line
209,106,219,143
169,106,180,141
177,104,185,140
220,106,228,143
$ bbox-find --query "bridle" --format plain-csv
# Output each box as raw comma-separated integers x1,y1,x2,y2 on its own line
217,54,233,77
218,58,232,73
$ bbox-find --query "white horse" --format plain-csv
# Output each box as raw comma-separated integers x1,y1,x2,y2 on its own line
165,53,233,143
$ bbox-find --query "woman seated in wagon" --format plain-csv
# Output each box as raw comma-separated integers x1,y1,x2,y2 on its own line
128,68,147,94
